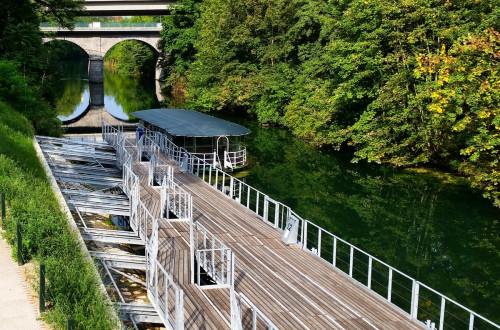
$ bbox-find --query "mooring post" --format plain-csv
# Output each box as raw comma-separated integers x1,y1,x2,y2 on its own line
17,222,23,266
40,263,45,312
67,317,75,330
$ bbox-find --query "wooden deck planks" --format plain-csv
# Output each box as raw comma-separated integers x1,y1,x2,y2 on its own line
125,146,422,330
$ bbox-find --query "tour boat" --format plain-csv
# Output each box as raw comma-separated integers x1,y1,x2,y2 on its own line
131,109,250,170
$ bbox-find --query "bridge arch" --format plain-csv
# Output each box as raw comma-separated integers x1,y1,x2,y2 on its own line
42,39,90,58
42,36,160,58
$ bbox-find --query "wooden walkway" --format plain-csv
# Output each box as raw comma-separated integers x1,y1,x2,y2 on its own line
125,143,423,329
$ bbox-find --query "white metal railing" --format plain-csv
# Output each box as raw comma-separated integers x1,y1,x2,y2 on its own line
102,121,120,148
103,122,185,329
236,292,278,330
194,222,234,289
138,134,160,162
192,152,218,167
224,148,246,169
140,124,246,170
160,179,192,222
137,126,500,330
146,250,184,329
149,154,174,187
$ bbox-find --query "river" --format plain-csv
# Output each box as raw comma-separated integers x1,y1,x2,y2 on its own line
55,58,499,325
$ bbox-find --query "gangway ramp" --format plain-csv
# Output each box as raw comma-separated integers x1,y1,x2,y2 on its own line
118,135,423,329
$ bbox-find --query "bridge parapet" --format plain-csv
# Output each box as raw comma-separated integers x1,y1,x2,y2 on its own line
40,22,162,32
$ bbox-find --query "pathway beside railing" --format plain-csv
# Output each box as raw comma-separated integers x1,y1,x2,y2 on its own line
103,122,185,329
136,124,500,330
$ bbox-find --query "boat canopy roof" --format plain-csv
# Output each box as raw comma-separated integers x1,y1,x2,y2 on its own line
131,109,251,138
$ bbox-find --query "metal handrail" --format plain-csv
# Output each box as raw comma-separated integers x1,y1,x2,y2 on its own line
137,125,500,330
103,121,185,329
237,292,278,330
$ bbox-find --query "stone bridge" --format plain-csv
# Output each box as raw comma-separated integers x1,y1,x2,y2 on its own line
42,23,162,83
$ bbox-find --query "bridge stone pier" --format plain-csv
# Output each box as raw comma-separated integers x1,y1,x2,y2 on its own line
88,55,104,83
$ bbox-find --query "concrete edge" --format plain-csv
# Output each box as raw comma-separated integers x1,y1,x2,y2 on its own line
32,137,122,328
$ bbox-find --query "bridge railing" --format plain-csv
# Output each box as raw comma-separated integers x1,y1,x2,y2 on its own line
101,22,161,28
40,22,161,29
137,126,500,330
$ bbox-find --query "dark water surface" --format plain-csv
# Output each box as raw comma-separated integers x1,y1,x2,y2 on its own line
54,60,499,324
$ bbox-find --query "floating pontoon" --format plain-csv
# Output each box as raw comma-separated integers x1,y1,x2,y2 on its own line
131,109,250,170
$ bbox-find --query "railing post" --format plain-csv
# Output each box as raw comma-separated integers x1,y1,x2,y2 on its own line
439,297,445,330
410,280,420,320
17,222,23,266
349,246,354,277
40,263,45,312
1,191,5,224
67,317,74,330
332,237,337,267
469,313,474,330
317,230,322,257
302,221,308,250
367,257,372,289
387,268,393,302
252,308,257,330
175,289,184,329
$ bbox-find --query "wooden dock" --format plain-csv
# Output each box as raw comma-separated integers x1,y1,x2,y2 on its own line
123,138,422,329
35,128,500,330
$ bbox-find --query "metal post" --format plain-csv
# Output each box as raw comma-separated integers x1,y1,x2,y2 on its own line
315,230,321,256
302,221,308,250
387,268,393,302
367,257,372,289
17,222,23,266
439,297,445,330
40,264,45,312
1,192,5,223
332,237,337,267
410,281,420,320
67,317,74,330
349,246,354,277
469,313,474,330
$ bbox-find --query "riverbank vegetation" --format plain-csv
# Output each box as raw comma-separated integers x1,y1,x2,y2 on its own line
160,0,500,207
0,0,118,328
104,40,157,76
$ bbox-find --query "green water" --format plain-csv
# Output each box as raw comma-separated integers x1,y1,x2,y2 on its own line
54,60,499,326
238,118,499,325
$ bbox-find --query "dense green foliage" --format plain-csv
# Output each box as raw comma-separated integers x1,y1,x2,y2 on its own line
1,0,119,328
104,40,157,76
158,0,201,104
0,103,118,329
239,118,499,322
161,0,500,206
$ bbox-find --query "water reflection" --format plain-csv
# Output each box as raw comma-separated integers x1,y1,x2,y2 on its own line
55,59,159,122
55,78,90,122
